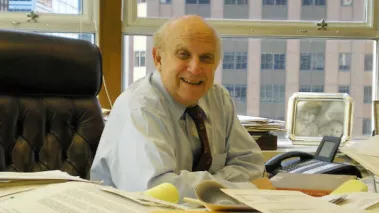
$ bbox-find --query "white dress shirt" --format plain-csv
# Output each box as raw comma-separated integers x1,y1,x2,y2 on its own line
90,71,265,201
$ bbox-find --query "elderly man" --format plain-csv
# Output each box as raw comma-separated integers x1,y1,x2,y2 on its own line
91,15,265,200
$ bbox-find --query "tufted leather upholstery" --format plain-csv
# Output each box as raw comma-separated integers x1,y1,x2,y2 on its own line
0,30,104,179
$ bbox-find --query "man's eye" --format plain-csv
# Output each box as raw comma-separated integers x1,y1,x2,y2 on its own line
178,52,189,58
201,56,214,62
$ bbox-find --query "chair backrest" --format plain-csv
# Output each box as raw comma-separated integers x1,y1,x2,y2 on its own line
0,30,104,179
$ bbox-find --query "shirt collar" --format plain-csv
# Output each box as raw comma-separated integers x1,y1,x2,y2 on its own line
150,71,209,121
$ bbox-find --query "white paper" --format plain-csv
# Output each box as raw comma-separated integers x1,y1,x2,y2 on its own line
100,186,189,210
322,192,379,210
0,184,46,197
221,189,368,213
340,147,379,176
237,115,269,123
0,181,167,213
353,136,379,157
0,170,88,182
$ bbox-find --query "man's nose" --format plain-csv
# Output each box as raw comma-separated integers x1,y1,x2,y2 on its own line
188,58,202,74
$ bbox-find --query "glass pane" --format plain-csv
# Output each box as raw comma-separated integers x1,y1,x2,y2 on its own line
136,0,367,22
42,33,94,43
123,35,375,139
1,0,82,15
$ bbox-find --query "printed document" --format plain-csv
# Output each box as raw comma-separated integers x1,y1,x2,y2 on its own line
0,181,168,213
221,189,368,213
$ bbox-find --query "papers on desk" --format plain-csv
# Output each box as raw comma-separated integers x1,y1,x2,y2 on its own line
238,115,285,131
0,170,98,198
341,137,379,176
322,192,379,211
222,189,367,213
0,181,170,213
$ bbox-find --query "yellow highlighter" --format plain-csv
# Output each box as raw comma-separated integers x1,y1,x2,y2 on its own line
330,179,368,194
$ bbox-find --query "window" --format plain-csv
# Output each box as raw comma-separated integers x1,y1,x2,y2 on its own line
138,0,146,3
134,51,146,67
299,85,324,92
339,53,351,71
261,53,286,70
0,0,94,35
225,84,247,101
300,53,324,71
302,0,326,6
341,0,353,6
261,54,273,69
124,0,375,139
160,0,172,4
187,0,210,4
236,52,248,69
364,86,372,104
225,0,248,4
4,0,83,14
365,54,373,71
338,86,350,94
260,84,285,102
223,52,235,69
263,0,287,5
223,52,247,70
362,118,372,135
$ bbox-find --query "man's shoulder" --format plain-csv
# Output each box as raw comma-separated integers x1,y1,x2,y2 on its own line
115,75,165,111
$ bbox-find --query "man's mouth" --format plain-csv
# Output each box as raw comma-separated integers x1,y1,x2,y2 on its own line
180,78,203,85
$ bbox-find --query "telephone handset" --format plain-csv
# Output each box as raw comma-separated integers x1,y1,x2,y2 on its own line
265,136,362,178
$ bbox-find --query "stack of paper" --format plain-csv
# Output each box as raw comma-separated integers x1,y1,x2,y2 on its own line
340,136,379,176
0,171,190,213
0,170,92,198
238,115,285,132
238,115,285,141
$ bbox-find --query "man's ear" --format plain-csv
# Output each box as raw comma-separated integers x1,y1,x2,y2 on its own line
152,47,162,71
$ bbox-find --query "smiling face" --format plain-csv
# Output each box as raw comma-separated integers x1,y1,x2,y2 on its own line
153,16,220,106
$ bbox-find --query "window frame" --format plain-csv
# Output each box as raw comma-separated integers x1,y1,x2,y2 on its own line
123,0,378,38
0,0,96,33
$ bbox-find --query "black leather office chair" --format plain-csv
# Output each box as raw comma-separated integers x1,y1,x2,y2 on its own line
0,30,104,179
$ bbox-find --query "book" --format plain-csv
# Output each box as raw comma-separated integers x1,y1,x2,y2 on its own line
270,172,356,197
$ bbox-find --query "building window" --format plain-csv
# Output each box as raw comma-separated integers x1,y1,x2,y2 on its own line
134,51,146,67
341,0,353,6
225,84,247,101
236,52,247,69
302,0,326,6
138,0,146,3
364,86,372,104
223,51,247,70
261,53,286,70
365,54,373,71
338,85,350,94
363,118,371,135
299,85,324,92
260,84,285,102
223,52,235,69
300,53,324,71
263,0,287,5
160,0,172,4
186,0,210,4
339,53,351,71
225,0,248,5
261,54,273,69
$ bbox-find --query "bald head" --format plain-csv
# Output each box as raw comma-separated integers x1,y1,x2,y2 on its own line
153,15,222,62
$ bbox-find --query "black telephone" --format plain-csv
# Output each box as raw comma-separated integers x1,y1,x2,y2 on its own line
265,136,362,178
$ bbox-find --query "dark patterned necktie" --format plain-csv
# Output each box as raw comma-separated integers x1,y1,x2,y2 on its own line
186,105,212,171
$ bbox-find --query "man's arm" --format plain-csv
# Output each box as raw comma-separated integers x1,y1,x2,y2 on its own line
213,90,265,183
